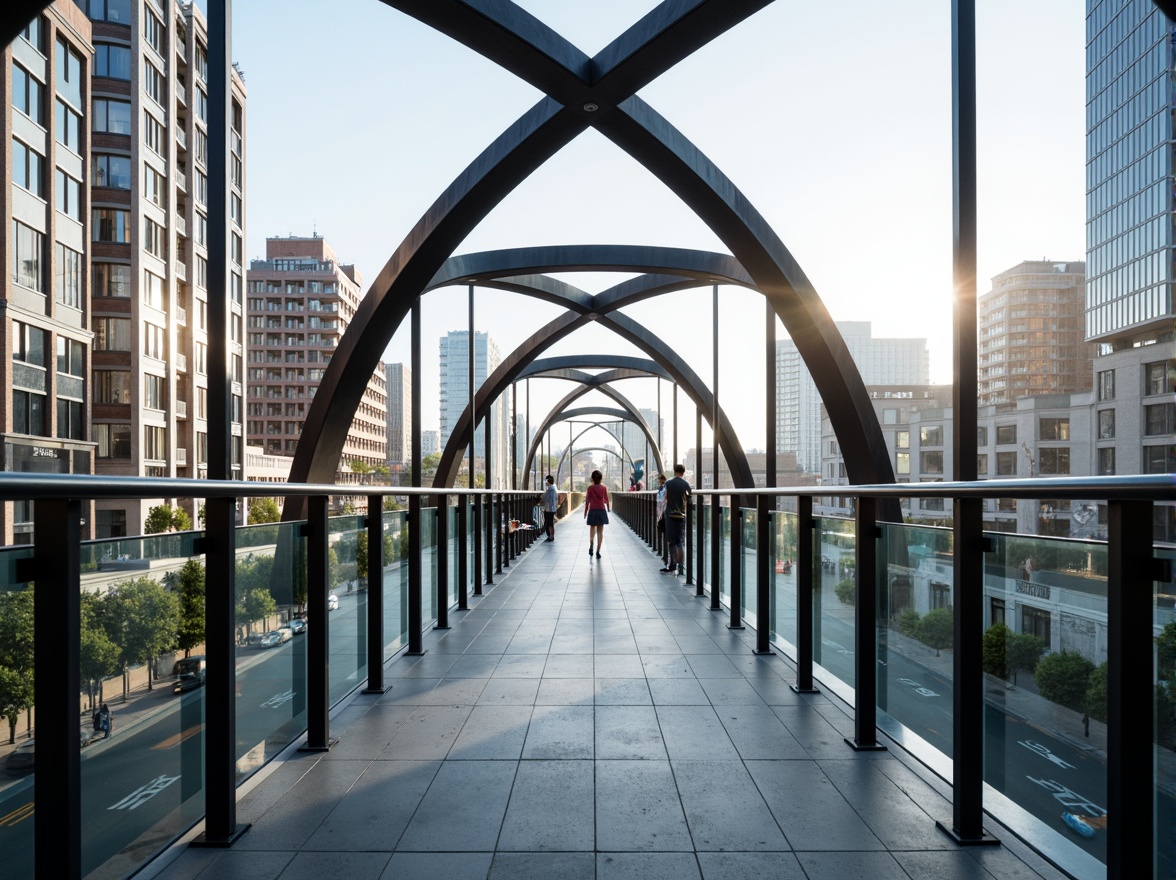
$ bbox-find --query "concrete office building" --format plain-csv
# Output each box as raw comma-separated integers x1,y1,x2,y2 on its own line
71,0,248,537
385,362,410,466
978,260,1093,406
420,428,439,457
777,321,929,473
619,406,663,481
1085,0,1175,542
438,329,510,486
1,3,95,544
246,235,387,475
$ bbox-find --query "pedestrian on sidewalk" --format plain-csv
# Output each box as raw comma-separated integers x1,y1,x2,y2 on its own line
661,464,690,575
584,469,610,559
99,703,112,739
655,473,668,567
542,475,559,542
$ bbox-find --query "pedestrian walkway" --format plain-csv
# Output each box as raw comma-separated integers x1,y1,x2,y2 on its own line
145,514,1069,880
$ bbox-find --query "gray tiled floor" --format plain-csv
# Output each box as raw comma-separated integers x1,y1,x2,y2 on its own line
147,519,1070,880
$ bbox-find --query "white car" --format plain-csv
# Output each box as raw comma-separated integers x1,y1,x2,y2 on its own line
327,593,339,611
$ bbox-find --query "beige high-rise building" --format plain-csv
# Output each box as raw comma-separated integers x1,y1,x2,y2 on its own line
1,3,95,544
79,0,247,537
978,261,1093,407
246,235,386,474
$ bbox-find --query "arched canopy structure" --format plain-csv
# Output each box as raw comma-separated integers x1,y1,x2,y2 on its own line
285,0,896,513
555,446,628,488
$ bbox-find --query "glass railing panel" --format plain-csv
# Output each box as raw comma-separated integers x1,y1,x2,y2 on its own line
740,507,755,625
700,500,711,593
1157,545,1175,880
325,515,366,703
719,505,731,604
422,506,438,626
876,522,954,761
771,510,799,647
383,510,409,659
0,549,34,880
448,505,459,608
812,516,855,688
982,531,1108,870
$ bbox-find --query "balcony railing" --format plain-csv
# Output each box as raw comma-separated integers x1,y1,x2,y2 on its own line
0,473,1170,880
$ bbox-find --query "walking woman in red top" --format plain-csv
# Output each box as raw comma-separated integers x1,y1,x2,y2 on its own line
584,469,610,559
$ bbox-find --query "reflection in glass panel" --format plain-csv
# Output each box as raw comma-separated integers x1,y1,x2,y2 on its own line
382,510,410,660
422,506,438,626
772,511,798,647
0,549,34,880
1157,547,1176,879
813,517,855,688
740,507,755,623
325,515,365,703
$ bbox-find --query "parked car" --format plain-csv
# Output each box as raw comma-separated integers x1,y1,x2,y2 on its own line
328,593,339,611
289,618,307,635
247,631,267,648
5,730,92,775
259,628,293,648
173,655,206,694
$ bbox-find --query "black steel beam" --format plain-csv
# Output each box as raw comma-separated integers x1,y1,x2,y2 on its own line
364,496,390,693
754,494,773,654
729,504,744,630
435,499,449,629
302,496,336,750
791,495,819,694
847,497,885,751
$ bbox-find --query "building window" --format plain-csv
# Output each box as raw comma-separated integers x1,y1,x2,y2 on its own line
1143,446,1175,474
55,170,82,221
93,153,131,189
895,430,909,449
920,451,943,474
94,42,131,79
95,370,131,404
143,425,166,461
12,221,44,291
13,322,46,366
195,342,207,375
920,425,943,446
143,59,165,106
55,36,83,108
57,398,83,440
1145,403,1174,436
996,424,1016,445
21,15,45,49
1097,447,1115,476
54,99,81,153
195,171,207,206
85,0,132,23
144,164,167,208
882,408,897,425
231,233,243,266
1038,448,1070,475
196,87,208,123
93,262,131,297
144,272,165,309
1097,369,1114,401
194,128,207,165
930,582,950,610
143,5,166,55
144,217,167,260
996,451,1017,476
991,598,1005,627
1021,606,1051,645
144,374,166,410
143,111,164,155
195,42,208,80
977,426,988,447
12,64,45,125
93,98,131,135
976,454,988,475
93,208,130,243
12,390,46,436
231,192,243,226
94,317,131,350
56,337,84,377
96,509,127,540
143,322,165,359
12,140,45,197
1039,417,1069,441
1097,409,1115,440
54,244,83,309
1145,361,1173,397
95,424,131,458
195,212,207,246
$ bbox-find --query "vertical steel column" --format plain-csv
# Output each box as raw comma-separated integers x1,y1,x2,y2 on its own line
847,497,884,751
685,496,694,586
512,384,518,492
469,284,480,597
457,496,469,610
408,299,425,654
435,497,449,630
472,494,483,595
497,493,506,571
32,499,82,876
791,495,819,693
710,285,721,609
695,408,704,595
363,495,390,693
729,502,744,629
754,494,773,654
485,413,495,583
1106,500,1154,875
197,492,246,844
765,298,776,490
303,495,337,748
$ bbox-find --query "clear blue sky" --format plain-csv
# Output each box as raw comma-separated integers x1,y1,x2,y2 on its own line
231,1,1086,460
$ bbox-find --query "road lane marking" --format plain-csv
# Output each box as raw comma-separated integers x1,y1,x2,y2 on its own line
896,677,939,697
1018,739,1076,770
0,801,33,826
152,724,204,750
1026,776,1106,818
261,689,296,708
109,774,180,811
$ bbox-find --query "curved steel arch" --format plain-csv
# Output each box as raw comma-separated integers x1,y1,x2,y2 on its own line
291,0,894,521
555,446,629,489
518,355,673,383
532,408,653,485
553,423,637,474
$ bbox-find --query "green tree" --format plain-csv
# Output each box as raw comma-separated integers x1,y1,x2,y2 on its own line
1085,661,1109,723
834,577,855,605
1006,632,1046,686
1157,684,1176,751
917,608,954,656
102,577,181,691
349,460,372,477
174,560,206,656
80,592,121,705
0,588,35,743
237,588,278,633
383,497,403,511
983,622,1010,678
1157,620,1176,682
896,609,922,638
356,531,369,582
1034,650,1096,712
145,503,193,534
248,497,281,524
0,667,33,745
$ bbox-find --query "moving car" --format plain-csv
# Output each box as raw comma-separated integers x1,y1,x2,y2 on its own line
173,655,207,694
289,617,307,635
5,729,93,775
259,627,293,648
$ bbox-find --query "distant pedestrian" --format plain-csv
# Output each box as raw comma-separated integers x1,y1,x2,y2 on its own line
542,475,559,542
99,703,112,739
655,473,668,567
584,469,610,559
661,464,690,575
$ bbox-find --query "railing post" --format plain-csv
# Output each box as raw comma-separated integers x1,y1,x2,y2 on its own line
939,496,996,843
457,498,469,609
847,496,884,751
685,496,694,586
364,496,390,693
194,494,249,843
485,492,495,585
754,494,773,654
407,493,426,655
729,501,744,630
473,494,483,595
302,495,338,749
696,498,706,597
495,493,505,573
32,499,83,876
792,495,819,693
435,497,449,630
1106,500,1154,875
710,495,722,610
